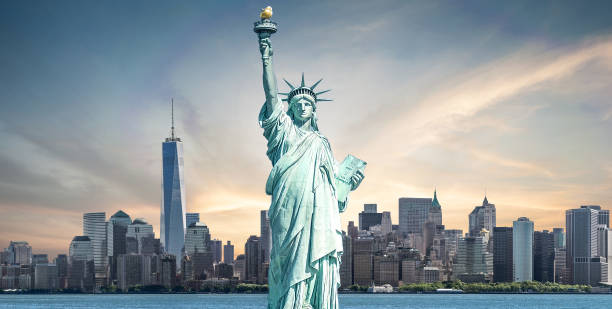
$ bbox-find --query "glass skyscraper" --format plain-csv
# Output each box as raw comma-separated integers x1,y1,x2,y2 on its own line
161,101,186,263
513,217,534,282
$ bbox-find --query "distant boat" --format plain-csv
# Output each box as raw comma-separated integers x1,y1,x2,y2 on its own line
436,288,463,294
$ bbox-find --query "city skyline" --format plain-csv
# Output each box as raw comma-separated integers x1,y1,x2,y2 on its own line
1,1,612,258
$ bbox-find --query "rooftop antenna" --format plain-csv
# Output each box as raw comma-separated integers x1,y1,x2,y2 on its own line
171,98,175,140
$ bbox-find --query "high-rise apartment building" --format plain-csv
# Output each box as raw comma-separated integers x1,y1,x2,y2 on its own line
223,241,234,264
566,206,608,285
512,217,533,282
534,230,555,282
83,212,107,286
493,227,513,282
186,213,200,227
468,196,496,236
161,100,187,263
260,210,271,263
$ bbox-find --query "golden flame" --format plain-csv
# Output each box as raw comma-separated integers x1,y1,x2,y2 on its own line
260,6,273,19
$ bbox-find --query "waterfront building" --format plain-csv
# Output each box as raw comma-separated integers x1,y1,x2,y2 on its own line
161,100,187,263
493,227,513,282
34,263,57,290
373,254,399,286
553,228,565,249
422,267,440,283
160,254,177,289
534,230,555,282
223,241,234,264
186,213,200,227
452,234,493,282
7,241,32,265
554,247,568,283
68,236,95,292
401,259,419,284
340,233,353,287
54,254,68,289
83,212,107,286
215,263,234,279
211,239,222,263
468,196,496,237
513,217,533,282
234,254,246,281
566,206,609,285
260,210,272,264
185,222,211,256
353,237,374,286
244,235,262,284
117,254,143,291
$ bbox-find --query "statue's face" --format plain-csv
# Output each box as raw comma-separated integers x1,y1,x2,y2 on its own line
290,94,315,122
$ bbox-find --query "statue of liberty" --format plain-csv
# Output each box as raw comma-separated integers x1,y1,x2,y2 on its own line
254,7,365,309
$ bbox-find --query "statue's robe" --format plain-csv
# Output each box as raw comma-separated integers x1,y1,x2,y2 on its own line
260,100,344,309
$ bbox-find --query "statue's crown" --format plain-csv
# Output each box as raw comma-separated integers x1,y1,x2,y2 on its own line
279,73,332,103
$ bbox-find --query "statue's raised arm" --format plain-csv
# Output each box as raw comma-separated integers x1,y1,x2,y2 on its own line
259,34,280,118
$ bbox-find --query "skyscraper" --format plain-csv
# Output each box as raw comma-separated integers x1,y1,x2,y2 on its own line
7,241,32,265
513,217,533,282
161,99,187,262
534,230,555,282
493,227,513,282
398,198,432,235
68,236,95,292
211,239,223,263
468,196,496,236
260,210,271,263
553,228,565,249
106,210,131,284
83,212,107,286
223,241,234,264
566,206,608,285
184,222,210,256
126,218,156,254
186,213,200,227
452,233,493,282
244,235,262,283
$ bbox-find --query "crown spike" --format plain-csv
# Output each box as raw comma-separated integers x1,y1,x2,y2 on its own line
311,78,323,90
300,73,305,87
317,99,333,102
281,98,289,102
278,92,289,95
283,78,295,90
316,89,331,96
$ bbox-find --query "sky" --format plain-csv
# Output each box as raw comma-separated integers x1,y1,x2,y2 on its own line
1,0,612,257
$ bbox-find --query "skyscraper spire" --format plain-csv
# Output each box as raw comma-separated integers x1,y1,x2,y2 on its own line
171,98,175,140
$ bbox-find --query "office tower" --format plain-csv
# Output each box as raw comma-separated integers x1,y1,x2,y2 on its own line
107,210,131,284
244,235,261,283
452,234,493,282
7,241,32,265
553,228,565,249
363,204,377,213
373,254,399,286
339,232,353,287
347,221,358,239
161,99,187,263
160,254,177,289
107,210,132,257
513,217,533,282
534,230,555,282
54,254,68,289
398,198,432,234
606,229,612,284
422,267,441,283
184,222,211,256
443,229,463,263
566,206,608,285
554,247,568,283
34,263,57,290
83,212,107,286
469,196,496,237
353,237,374,286
429,190,443,226
68,236,95,292
260,210,271,263
186,213,200,227
493,227,513,282
223,241,234,264
32,254,49,265
581,205,610,227
116,254,143,291
211,239,222,263
215,263,234,279
126,218,156,255
1,249,11,264
234,254,246,281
